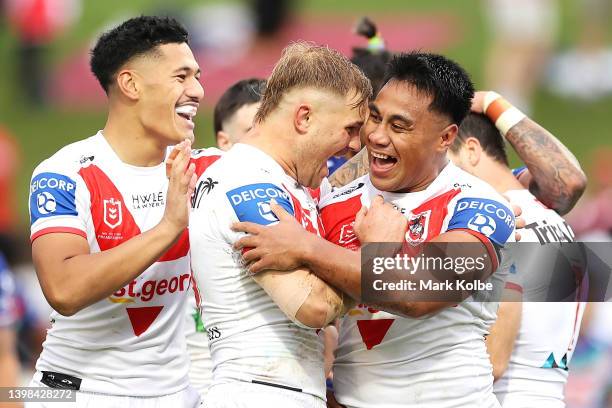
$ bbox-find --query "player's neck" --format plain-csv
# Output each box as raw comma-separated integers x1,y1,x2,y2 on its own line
476,161,524,194
102,114,167,167
242,123,299,181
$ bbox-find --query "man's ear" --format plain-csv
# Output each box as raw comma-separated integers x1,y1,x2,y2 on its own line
116,69,139,101
294,104,312,134
464,137,483,166
216,131,233,152
439,124,458,151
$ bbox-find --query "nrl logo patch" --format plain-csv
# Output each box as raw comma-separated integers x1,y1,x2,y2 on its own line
103,198,123,229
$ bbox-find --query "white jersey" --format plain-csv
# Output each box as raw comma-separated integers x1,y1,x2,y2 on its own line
189,143,326,401
494,189,585,408
185,285,213,397
319,163,515,408
28,131,220,397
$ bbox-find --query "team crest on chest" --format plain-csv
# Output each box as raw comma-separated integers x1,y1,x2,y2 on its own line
405,210,431,244
103,198,123,229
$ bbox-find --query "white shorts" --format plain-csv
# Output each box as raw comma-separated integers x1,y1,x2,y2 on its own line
204,382,325,408
25,376,201,408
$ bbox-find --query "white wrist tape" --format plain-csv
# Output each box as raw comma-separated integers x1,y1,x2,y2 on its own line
483,91,526,136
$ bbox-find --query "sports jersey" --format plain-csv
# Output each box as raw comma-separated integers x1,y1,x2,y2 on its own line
28,131,220,397
189,143,326,402
319,162,515,408
184,283,213,397
494,189,585,408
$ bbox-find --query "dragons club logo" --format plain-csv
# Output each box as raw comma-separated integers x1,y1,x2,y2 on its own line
405,210,431,244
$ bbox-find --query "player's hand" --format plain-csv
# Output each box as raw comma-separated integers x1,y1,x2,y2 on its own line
326,390,346,408
161,139,196,236
232,199,310,273
353,195,407,243
470,91,488,114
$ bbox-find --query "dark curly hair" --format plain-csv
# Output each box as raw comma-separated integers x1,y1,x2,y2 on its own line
384,52,474,125
90,16,189,93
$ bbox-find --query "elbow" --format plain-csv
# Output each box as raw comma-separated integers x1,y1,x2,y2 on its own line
567,172,588,211
556,172,588,215
295,298,330,329
491,360,509,382
44,287,81,316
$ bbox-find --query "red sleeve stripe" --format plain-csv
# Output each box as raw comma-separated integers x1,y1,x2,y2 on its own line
504,282,523,294
31,227,87,243
451,228,500,271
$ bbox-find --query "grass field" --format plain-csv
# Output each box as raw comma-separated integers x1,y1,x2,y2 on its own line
0,0,610,226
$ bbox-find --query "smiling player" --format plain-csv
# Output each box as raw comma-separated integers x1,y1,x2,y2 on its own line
27,16,208,407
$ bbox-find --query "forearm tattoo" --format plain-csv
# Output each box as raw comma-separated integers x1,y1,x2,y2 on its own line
505,119,586,214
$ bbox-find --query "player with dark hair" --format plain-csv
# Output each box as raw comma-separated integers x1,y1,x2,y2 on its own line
449,94,586,408
333,20,586,213
213,78,267,151
233,52,516,407
27,16,216,407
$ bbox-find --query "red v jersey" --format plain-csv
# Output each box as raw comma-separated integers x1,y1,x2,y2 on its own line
29,132,221,396
318,163,515,408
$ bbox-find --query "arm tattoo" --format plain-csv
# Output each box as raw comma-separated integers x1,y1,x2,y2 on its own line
505,119,586,214
328,148,370,188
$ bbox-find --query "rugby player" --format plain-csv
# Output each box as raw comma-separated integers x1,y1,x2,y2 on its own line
189,42,380,407
213,78,267,151
448,96,586,407
27,16,209,407
234,52,517,407
332,24,586,213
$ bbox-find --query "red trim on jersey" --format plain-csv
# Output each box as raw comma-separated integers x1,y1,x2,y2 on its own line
320,194,363,251
78,164,188,261
191,273,201,308
191,154,222,178
504,281,523,294
285,189,318,234
451,228,499,271
78,165,142,251
31,227,87,243
409,189,462,241
568,302,582,352
308,187,321,203
159,229,189,262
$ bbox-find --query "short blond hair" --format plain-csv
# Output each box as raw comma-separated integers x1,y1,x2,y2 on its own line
255,42,372,123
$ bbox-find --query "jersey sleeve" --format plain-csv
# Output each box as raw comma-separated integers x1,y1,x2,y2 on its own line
226,182,295,226
445,195,516,268
29,158,90,242
190,147,223,178
319,196,362,251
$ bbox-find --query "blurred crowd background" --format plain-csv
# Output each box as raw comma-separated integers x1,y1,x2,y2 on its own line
0,0,611,407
